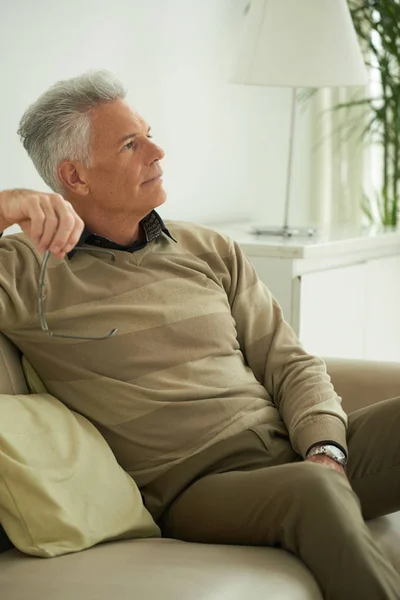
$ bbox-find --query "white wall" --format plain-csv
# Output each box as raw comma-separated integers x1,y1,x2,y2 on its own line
0,0,314,233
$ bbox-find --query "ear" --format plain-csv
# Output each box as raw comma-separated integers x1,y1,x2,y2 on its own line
57,161,90,196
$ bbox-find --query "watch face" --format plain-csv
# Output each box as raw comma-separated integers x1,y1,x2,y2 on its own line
322,446,347,465
326,446,344,459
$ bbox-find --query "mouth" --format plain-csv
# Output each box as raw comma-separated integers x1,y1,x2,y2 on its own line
142,173,163,185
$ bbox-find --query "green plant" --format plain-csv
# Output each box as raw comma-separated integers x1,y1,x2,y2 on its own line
337,0,400,226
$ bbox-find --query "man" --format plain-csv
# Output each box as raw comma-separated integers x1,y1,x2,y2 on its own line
0,70,399,599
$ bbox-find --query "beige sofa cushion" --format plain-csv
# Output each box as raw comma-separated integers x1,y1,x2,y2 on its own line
1,516,399,599
0,388,160,558
0,538,324,600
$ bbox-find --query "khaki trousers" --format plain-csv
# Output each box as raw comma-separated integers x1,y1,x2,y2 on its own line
141,396,400,600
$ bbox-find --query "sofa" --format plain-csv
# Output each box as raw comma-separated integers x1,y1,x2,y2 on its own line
0,331,399,600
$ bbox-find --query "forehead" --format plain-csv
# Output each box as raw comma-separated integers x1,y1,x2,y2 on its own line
89,99,147,145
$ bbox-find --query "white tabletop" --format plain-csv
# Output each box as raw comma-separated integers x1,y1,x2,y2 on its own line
206,221,400,259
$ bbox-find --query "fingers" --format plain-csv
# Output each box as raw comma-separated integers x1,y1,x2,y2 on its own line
61,206,85,254
43,197,83,259
27,195,47,246
37,197,61,254
60,203,85,257
28,194,84,259
0,189,85,259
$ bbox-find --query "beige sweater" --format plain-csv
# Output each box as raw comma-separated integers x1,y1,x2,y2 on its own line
0,221,348,487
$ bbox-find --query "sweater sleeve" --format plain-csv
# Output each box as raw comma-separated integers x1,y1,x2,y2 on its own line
0,234,41,334
224,238,348,458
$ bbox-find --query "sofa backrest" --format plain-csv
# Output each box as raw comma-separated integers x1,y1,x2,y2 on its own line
0,332,28,395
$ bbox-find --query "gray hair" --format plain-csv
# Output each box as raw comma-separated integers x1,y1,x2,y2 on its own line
17,70,127,194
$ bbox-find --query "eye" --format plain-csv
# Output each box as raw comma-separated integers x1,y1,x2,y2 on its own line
124,134,153,150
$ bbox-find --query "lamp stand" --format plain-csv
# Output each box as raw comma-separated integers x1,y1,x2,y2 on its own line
252,87,317,238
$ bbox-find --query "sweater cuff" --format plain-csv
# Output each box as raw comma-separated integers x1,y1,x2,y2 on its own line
294,415,348,459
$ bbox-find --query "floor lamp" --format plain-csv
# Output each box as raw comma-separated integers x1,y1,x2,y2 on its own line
230,0,368,237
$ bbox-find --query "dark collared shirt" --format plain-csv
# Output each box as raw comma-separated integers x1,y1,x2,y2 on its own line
67,210,177,259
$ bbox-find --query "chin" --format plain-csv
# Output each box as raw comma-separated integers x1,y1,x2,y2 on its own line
152,188,167,209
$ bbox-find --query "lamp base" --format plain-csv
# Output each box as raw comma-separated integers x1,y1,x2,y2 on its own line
251,225,317,238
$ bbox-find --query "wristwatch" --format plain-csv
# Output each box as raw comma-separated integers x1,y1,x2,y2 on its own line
306,444,347,466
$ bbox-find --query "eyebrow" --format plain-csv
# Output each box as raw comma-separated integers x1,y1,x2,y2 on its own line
118,126,151,146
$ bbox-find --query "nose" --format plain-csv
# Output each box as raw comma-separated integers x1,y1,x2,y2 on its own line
147,139,165,165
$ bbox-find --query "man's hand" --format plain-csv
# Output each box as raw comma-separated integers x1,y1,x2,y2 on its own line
0,189,84,260
305,454,349,481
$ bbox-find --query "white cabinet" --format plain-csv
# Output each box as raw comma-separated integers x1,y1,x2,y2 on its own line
298,263,366,360
209,222,400,362
364,256,400,362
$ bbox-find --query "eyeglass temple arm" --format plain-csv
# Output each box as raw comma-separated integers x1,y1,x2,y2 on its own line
39,248,118,340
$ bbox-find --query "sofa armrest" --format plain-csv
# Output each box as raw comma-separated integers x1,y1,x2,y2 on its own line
323,357,400,414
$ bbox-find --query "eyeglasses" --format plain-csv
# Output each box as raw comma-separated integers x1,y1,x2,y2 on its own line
38,247,119,340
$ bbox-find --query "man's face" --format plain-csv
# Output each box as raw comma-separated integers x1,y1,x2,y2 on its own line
82,98,166,219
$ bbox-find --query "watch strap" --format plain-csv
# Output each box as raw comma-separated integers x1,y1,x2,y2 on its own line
306,444,348,466
306,440,347,459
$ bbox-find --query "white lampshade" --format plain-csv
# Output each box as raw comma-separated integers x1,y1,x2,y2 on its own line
230,0,368,88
